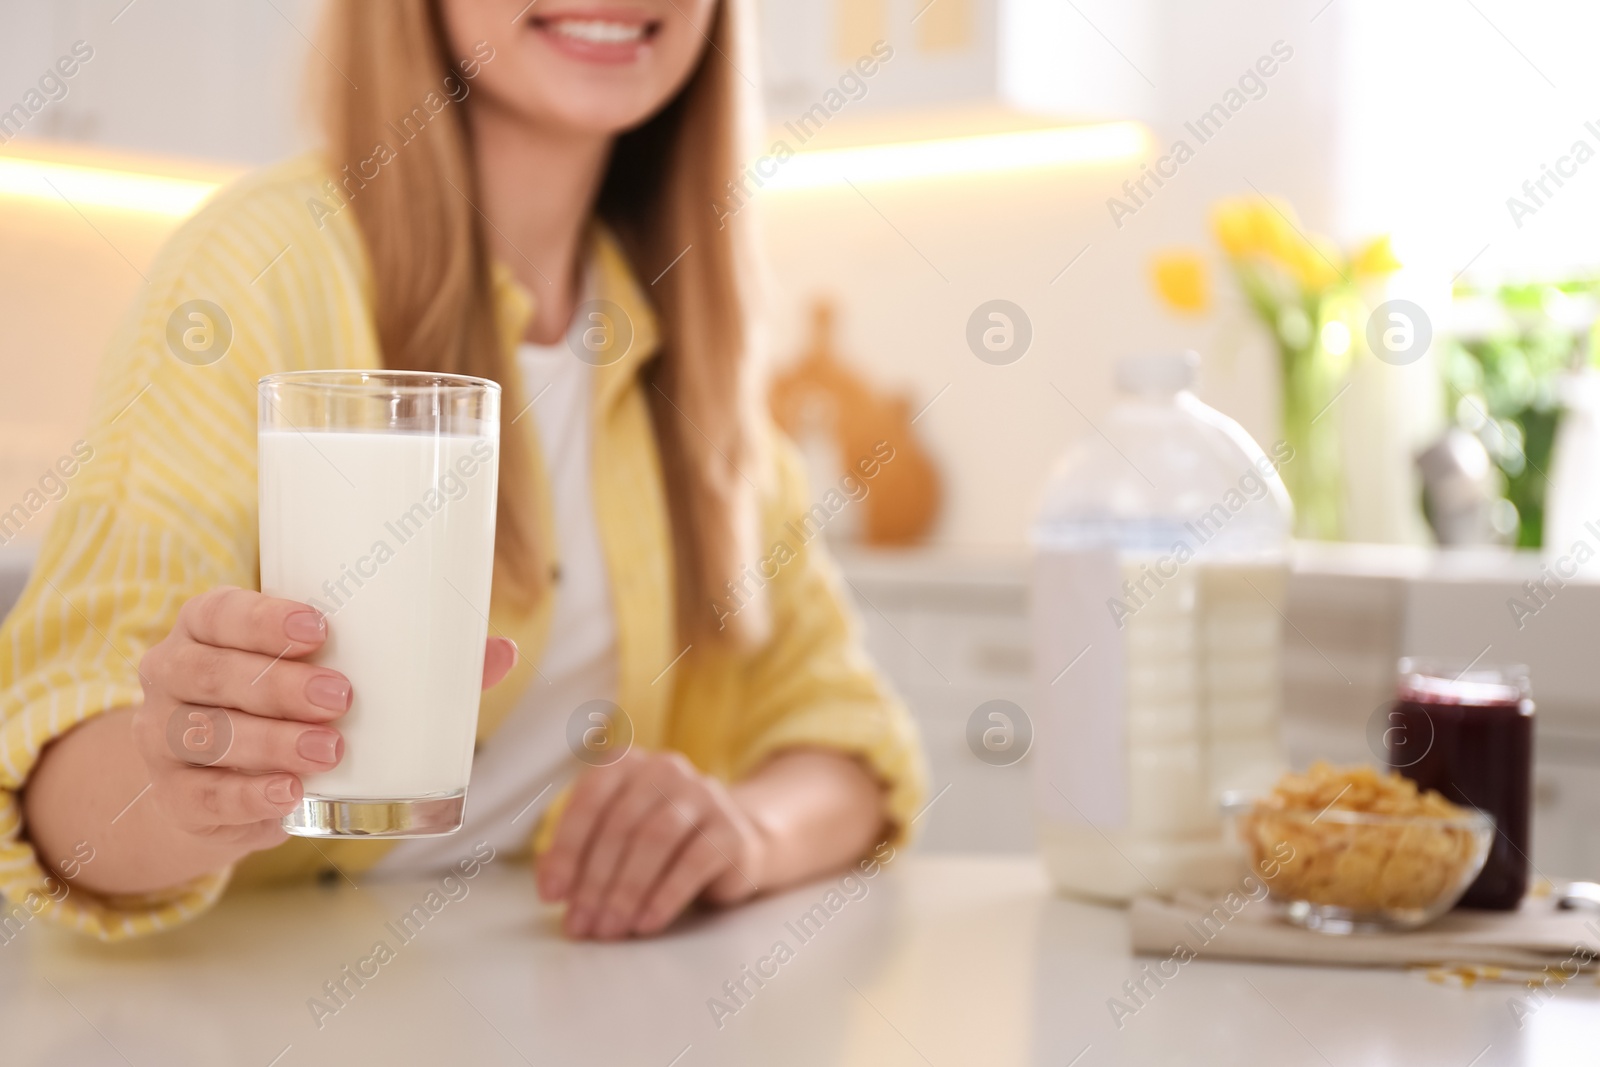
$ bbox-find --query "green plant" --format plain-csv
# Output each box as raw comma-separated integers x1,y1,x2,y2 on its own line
1442,281,1597,547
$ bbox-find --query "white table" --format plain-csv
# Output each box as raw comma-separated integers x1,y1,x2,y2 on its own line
2,855,1594,1066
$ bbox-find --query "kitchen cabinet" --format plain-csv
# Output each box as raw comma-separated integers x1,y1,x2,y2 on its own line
836,548,1035,853
0,0,322,165
756,0,1157,122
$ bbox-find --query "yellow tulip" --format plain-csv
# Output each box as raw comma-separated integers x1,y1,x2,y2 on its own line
1258,202,1307,267
1150,249,1210,314
1212,195,1310,270
1289,235,1346,293
1211,193,1360,294
1350,234,1401,277
1211,198,1258,258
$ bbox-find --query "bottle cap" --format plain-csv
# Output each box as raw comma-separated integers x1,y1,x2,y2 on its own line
1115,351,1198,396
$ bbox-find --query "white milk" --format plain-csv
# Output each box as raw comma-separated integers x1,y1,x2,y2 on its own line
259,430,498,800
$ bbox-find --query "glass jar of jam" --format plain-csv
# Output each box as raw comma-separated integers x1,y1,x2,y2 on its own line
1385,658,1534,910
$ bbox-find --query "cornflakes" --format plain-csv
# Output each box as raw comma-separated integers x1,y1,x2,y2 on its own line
1238,762,1487,913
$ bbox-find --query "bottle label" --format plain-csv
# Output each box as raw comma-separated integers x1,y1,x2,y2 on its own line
1032,546,1129,829
1033,547,1289,844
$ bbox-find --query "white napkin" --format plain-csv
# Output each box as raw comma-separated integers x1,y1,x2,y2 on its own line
1129,890,1600,974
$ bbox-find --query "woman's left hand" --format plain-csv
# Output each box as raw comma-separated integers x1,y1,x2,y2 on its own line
536,750,767,940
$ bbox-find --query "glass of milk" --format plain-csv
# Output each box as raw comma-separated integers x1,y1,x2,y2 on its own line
259,370,500,837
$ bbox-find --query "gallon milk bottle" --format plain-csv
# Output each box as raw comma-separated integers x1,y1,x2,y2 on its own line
1032,352,1292,901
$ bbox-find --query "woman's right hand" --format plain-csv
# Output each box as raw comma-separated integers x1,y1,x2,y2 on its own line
129,586,350,863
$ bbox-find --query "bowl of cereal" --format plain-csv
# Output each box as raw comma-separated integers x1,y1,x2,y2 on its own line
1222,763,1494,934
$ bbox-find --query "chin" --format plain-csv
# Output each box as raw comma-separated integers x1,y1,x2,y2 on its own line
537,83,673,136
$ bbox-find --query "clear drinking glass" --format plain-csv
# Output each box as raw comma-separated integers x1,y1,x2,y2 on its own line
258,370,500,837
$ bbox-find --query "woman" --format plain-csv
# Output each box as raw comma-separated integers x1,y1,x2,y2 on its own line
1,0,923,942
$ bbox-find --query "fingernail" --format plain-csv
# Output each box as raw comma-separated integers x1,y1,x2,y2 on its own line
544,875,567,900
297,730,340,764
306,674,351,712
285,611,326,644
266,778,297,806
567,907,592,936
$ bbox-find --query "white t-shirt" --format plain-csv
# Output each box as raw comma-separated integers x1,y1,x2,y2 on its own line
371,312,618,877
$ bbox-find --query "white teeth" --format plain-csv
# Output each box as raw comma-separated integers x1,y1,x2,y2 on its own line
549,19,646,44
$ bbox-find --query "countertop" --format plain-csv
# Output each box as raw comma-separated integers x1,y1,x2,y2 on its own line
3,854,1592,1066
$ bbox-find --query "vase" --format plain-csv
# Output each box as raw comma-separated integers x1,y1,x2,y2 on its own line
1276,302,1349,541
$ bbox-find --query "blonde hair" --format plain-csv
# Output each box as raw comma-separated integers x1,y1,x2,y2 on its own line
317,0,761,642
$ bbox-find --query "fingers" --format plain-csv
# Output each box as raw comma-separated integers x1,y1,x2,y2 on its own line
564,772,689,927
151,642,350,724
175,586,327,658
159,706,343,776
634,835,728,936
122,586,340,858
537,760,637,902
587,802,704,939
155,766,302,829
482,637,518,689
540,752,765,940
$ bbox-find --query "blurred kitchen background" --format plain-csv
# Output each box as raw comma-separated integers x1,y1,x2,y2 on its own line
4,0,1600,877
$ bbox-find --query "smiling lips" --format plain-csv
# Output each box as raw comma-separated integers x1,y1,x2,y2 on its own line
529,10,664,65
